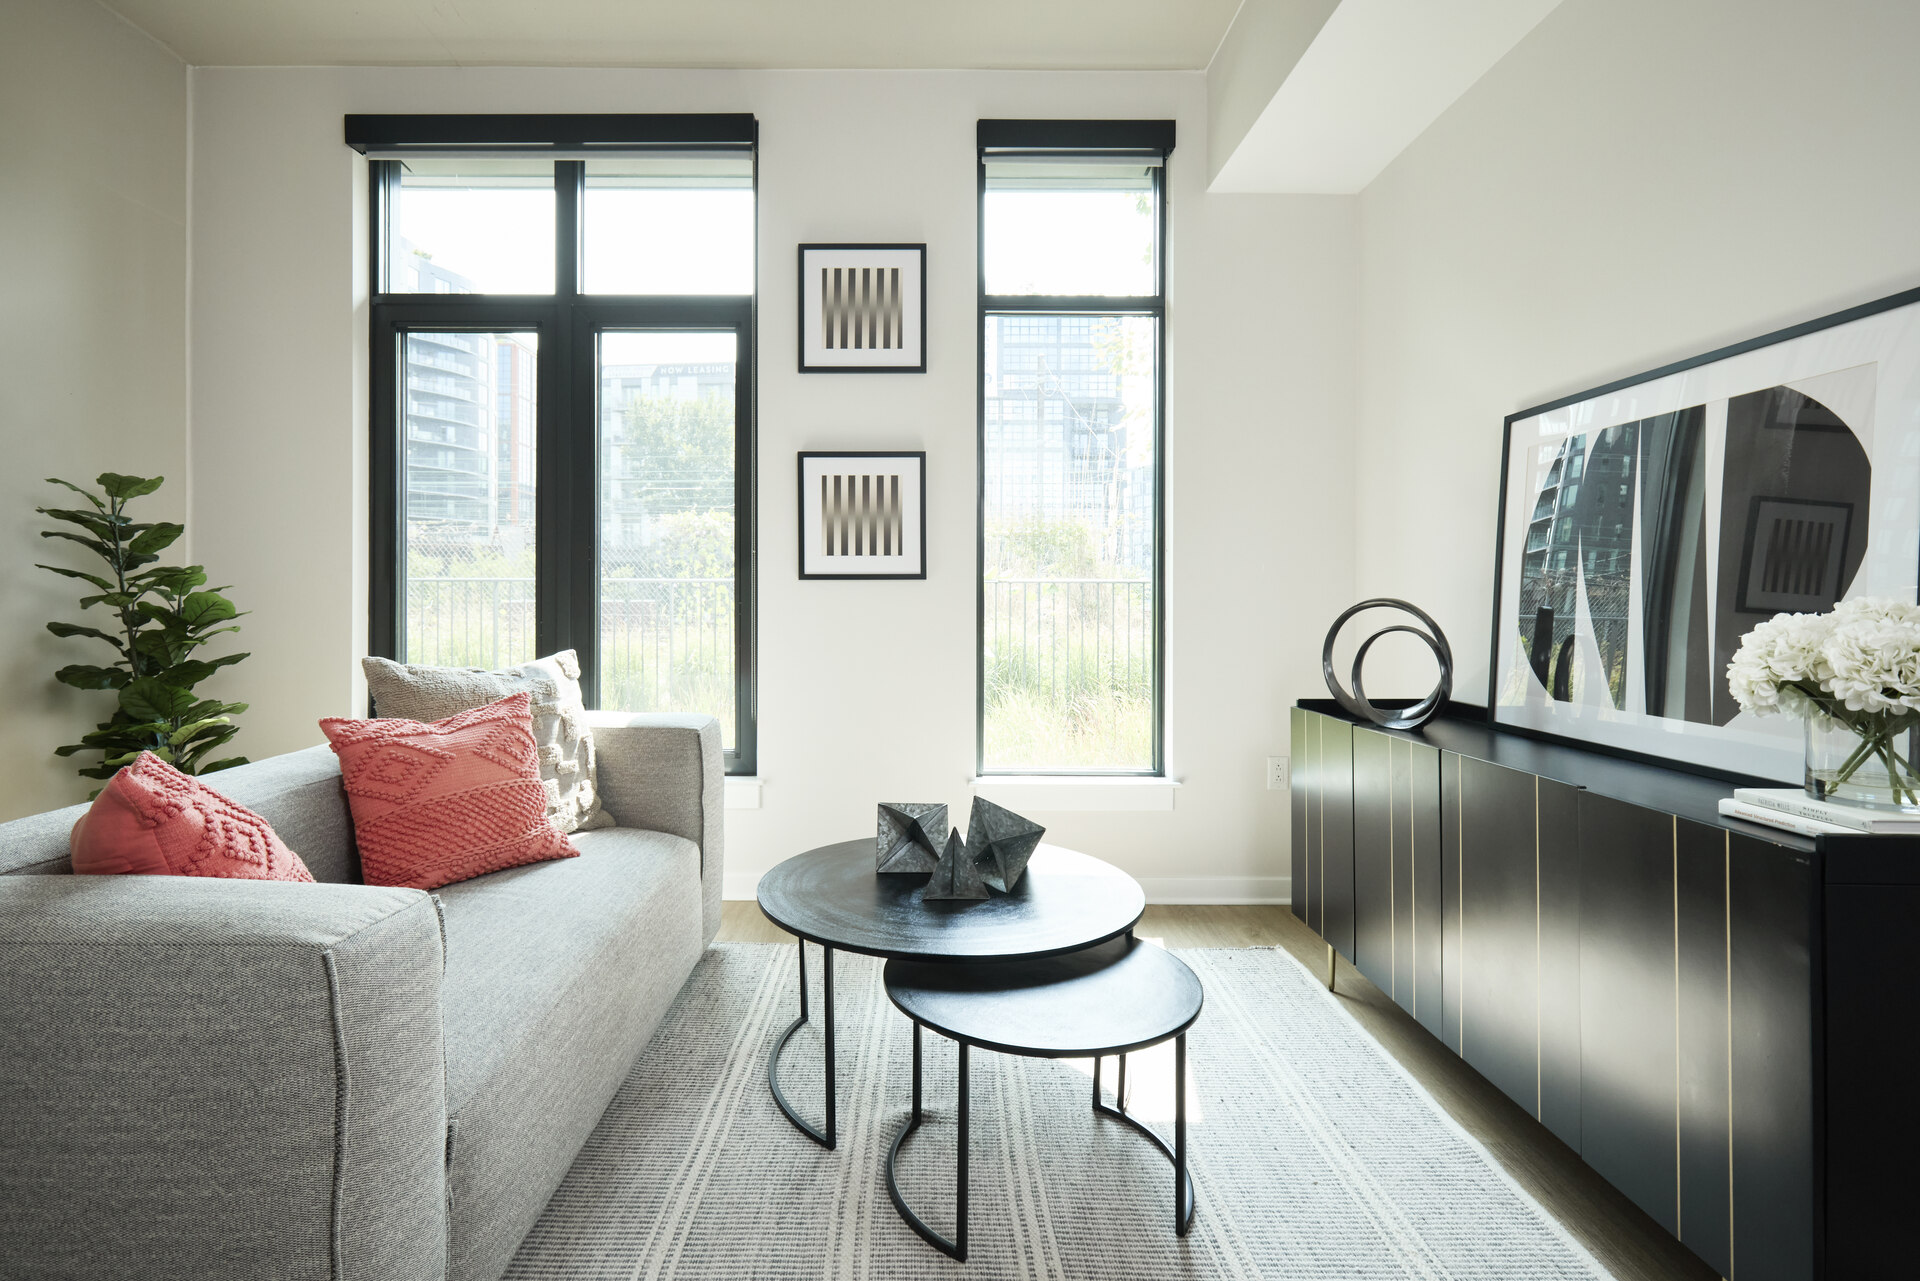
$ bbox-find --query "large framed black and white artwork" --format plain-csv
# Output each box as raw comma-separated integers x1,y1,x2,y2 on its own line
798,451,927,580
1491,285,1920,782
798,244,926,373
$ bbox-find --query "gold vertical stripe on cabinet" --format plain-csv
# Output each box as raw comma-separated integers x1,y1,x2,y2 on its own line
1726,831,1735,1279
1673,816,1682,1236
1534,775,1541,1117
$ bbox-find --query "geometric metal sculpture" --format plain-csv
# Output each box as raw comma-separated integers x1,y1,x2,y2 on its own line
966,797,1045,893
1321,597,1454,731
877,802,947,874
922,827,988,901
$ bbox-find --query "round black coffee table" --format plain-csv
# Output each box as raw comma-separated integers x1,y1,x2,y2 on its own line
756,838,1146,1148
883,936,1203,1260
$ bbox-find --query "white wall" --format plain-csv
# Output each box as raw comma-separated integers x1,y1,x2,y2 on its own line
1354,0,1920,702
187,67,1357,900
0,0,186,820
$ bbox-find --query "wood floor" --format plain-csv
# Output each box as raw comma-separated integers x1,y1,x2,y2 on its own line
717,900,1716,1281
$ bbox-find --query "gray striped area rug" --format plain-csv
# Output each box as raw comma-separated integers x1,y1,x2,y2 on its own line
506,944,1612,1280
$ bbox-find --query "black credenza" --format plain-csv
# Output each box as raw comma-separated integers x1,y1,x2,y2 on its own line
1290,699,1919,1281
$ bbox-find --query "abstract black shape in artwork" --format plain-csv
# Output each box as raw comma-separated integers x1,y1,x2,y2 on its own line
966,797,1045,893
877,802,947,874
923,827,988,901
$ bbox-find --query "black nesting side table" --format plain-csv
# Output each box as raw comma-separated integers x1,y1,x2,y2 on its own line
756,839,1145,1149
883,935,1203,1260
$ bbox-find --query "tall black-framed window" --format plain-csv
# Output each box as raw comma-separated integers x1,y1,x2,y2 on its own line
976,119,1173,776
352,114,759,774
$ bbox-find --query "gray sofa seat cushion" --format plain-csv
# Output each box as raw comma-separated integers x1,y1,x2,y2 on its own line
434,826,705,1281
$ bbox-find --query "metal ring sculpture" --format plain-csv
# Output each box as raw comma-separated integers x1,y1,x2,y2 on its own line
1322,598,1454,730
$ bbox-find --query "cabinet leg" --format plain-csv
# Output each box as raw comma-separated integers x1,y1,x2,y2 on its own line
1326,941,1336,991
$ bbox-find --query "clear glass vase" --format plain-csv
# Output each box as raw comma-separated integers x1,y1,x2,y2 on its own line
1804,712,1920,812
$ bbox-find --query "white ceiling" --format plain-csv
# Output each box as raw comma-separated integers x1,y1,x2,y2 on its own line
102,0,1244,69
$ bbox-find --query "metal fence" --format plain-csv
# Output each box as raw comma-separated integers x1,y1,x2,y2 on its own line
406,574,1153,762
404,577,736,733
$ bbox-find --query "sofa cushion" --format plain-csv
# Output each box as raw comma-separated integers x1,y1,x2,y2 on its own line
320,693,576,891
363,651,613,835
70,752,315,882
434,826,704,1281
198,745,359,885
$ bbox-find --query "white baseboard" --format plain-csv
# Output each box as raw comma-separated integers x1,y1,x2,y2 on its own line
1136,876,1289,905
724,872,1289,906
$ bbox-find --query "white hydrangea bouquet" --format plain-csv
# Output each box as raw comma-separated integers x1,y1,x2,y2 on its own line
1727,596,1920,808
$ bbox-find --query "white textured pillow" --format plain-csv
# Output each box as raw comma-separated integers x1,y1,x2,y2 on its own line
361,650,614,835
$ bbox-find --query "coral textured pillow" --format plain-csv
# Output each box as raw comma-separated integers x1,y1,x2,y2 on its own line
69,751,315,882
319,691,576,890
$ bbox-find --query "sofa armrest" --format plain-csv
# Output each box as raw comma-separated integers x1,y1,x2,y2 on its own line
0,875,447,1281
586,710,725,945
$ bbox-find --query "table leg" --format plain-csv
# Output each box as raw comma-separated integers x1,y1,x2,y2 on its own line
912,1020,923,1123
957,1042,970,1261
1175,1032,1191,1237
1092,1036,1197,1238
768,937,836,1148
886,1025,969,1260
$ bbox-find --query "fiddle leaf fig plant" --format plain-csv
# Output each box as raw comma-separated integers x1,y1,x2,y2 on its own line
36,473,250,785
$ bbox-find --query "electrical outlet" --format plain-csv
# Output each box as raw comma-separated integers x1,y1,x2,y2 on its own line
1267,755,1289,791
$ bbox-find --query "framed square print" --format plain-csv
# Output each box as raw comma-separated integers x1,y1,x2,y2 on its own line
798,452,926,579
798,244,926,373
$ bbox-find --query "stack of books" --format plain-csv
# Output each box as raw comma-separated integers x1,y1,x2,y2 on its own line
1717,788,1920,837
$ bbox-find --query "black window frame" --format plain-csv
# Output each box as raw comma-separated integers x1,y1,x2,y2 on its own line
975,118,1173,778
356,114,759,775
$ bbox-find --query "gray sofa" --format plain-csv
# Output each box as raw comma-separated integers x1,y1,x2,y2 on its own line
0,711,723,1281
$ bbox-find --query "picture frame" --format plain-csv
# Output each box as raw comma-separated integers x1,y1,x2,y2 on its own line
798,451,927,580
1489,284,1920,783
797,244,926,373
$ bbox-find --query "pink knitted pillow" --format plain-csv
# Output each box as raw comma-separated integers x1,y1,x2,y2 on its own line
69,751,315,882
319,691,576,890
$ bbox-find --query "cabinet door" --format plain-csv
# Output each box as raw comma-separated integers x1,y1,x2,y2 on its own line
1729,836,1815,1281
1441,751,1464,1054
1577,792,1678,1235
1352,727,1393,991
1290,707,1310,927
1457,757,1541,1116
1407,739,1444,1040
1538,778,1580,1149
1676,820,1731,1279
1319,716,1357,963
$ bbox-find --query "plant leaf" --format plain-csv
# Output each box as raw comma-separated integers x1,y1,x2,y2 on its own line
97,473,164,500
181,592,239,627
199,757,249,774
37,508,122,537
169,717,232,746
46,621,126,648
77,592,141,610
39,530,113,557
35,563,115,591
45,478,105,509
119,678,197,723
128,522,184,555
131,565,207,593
55,665,130,690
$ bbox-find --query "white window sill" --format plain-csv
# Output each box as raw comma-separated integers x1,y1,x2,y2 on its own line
724,777,762,810
969,775,1179,812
